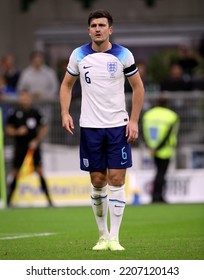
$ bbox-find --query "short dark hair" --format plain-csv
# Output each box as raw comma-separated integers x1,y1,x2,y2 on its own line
88,9,113,26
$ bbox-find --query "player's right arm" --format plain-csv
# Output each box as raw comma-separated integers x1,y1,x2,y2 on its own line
59,71,78,134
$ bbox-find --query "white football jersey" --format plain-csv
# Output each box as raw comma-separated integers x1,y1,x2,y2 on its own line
67,43,138,128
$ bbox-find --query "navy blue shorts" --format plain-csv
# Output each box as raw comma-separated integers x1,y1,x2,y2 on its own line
80,126,132,172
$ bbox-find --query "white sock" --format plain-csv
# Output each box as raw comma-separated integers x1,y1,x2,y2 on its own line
91,184,109,238
109,185,126,241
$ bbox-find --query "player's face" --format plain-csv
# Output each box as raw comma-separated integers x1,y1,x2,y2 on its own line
88,18,112,45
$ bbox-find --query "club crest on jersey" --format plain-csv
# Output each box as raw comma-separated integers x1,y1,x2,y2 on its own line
83,158,89,168
107,62,117,77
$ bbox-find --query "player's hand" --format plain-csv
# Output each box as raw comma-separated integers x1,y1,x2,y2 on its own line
126,120,138,143
61,112,74,134
16,125,28,136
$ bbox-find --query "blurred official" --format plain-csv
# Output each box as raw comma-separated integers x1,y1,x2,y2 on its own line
5,90,52,207
142,97,179,203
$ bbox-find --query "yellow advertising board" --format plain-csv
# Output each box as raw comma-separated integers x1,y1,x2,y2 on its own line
11,172,132,207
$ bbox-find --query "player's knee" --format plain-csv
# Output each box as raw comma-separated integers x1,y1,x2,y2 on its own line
91,178,107,187
90,171,107,187
108,175,125,186
108,169,126,186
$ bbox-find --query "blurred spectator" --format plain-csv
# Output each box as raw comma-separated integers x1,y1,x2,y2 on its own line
17,51,59,100
160,63,193,92
0,75,17,125
177,43,199,76
2,54,20,91
17,51,59,142
191,35,204,90
0,75,16,97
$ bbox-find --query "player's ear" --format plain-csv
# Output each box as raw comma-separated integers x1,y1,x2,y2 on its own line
109,26,113,36
88,27,91,36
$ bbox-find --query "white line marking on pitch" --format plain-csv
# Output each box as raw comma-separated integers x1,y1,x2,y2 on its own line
0,233,56,240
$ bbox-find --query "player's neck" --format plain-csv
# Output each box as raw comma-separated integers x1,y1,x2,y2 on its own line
92,41,112,53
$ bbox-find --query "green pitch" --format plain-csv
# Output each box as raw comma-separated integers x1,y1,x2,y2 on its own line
0,204,203,260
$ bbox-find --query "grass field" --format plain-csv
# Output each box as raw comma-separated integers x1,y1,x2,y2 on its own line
0,203,203,260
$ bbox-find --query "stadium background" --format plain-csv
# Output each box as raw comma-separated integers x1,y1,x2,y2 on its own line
1,0,204,207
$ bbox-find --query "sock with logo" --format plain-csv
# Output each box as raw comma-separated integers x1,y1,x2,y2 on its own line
91,184,109,238
109,185,126,240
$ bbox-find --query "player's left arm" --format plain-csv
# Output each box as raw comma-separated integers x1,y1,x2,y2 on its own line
126,72,144,143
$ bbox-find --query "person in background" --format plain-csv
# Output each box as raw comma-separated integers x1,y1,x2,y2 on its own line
2,54,20,91
5,89,53,207
0,75,16,98
60,9,144,251
177,44,199,77
17,51,59,100
0,75,17,125
17,51,59,142
160,63,193,92
142,96,179,203
192,35,204,90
